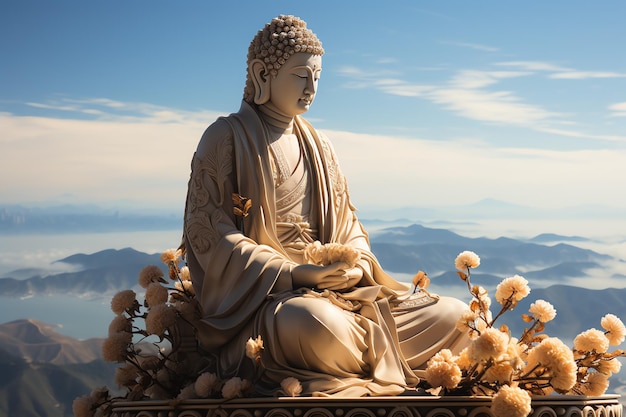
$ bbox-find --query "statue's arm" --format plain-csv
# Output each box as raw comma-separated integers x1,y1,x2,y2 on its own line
183,120,296,312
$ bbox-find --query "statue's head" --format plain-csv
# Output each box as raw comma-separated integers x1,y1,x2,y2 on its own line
244,15,324,106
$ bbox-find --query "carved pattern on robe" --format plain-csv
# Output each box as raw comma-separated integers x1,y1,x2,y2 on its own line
185,138,233,254
319,137,347,209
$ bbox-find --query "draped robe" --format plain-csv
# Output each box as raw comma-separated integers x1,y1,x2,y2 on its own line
183,101,468,396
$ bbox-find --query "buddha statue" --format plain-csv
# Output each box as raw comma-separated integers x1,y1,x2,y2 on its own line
182,14,469,397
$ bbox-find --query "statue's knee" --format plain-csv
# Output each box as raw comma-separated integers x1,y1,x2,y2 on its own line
275,297,341,340
439,296,470,327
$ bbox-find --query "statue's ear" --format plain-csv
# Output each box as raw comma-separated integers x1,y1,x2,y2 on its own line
249,59,270,105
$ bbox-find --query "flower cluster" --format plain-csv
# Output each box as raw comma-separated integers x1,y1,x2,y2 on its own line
75,248,209,416
304,241,360,268
424,251,626,417
74,248,304,417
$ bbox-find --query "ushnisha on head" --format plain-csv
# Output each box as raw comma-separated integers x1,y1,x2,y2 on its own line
243,15,324,104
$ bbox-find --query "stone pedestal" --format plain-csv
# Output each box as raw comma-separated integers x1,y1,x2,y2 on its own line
111,394,622,417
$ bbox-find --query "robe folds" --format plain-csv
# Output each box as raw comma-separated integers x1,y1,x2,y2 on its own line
183,101,468,397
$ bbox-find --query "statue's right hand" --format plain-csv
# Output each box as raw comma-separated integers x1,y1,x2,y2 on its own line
292,263,350,289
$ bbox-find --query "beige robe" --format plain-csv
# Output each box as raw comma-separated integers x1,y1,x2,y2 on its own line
183,101,468,396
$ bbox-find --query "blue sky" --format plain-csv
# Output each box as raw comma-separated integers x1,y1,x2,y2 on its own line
2,1,626,236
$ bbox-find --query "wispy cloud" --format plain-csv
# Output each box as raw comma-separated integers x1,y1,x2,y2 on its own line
25,98,219,124
440,40,499,52
0,100,224,208
373,79,434,97
338,66,561,127
609,102,626,117
550,71,626,80
449,70,532,89
535,127,626,142
338,59,626,142
495,61,572,72
429,88,559,126
496,61,626,79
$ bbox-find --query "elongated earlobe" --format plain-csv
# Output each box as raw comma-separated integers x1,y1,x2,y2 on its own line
249,59,271,105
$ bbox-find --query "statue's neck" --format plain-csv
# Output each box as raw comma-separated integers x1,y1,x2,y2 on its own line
257,104,294,134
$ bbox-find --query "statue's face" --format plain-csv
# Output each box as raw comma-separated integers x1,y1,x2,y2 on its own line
268,52,322,117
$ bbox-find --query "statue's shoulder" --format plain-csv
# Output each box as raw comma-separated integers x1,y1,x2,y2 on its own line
196,118,234,160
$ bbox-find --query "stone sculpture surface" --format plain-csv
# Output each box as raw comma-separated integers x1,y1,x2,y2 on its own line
181,14,469,397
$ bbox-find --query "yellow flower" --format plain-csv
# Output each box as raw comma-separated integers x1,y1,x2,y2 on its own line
145,282,169,306
175,280,196,295
102,331,132,363
425,360,462,390
195,372,218,398
114,364,138,387
469,328,509,361
222,377,244,399
504,337,526,371
526,337,572,369
108,314,132,335
597,358,622,375
574,328,610,353
110,290,138,315
138,265,166,288
245,335,264,361
580,372,610,396
177,384,197,400
455,347,472,370
455,310,479,333
304,241,360,268
484,362,514,383
525,337,577,392
491,385,532,417
72,395,94,417
280,377,303,397
160,248,181,264
145,304,177,337
425,349,462,389
455,250,480,271
528,299,556,322
601,313,626,346
180,266,191,282
495,275,530,305
551,357,578,391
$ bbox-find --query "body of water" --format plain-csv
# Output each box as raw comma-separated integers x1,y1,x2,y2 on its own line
0,294,114,340
1,218,625,339
0,230,182,339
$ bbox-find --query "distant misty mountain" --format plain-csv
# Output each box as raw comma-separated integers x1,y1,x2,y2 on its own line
4,199,625,235
0,319,117,417
0,248,163,297
528,233,589,244
362,198,626,222
0,223,622,299
1,203,181,234
371,224,613,284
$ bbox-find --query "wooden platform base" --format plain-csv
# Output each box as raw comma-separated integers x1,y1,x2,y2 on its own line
110,394,623,417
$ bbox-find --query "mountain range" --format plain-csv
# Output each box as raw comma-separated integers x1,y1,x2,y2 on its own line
0,248,163,297
2,224,622,297
0,319,117,417
1,222,625,415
